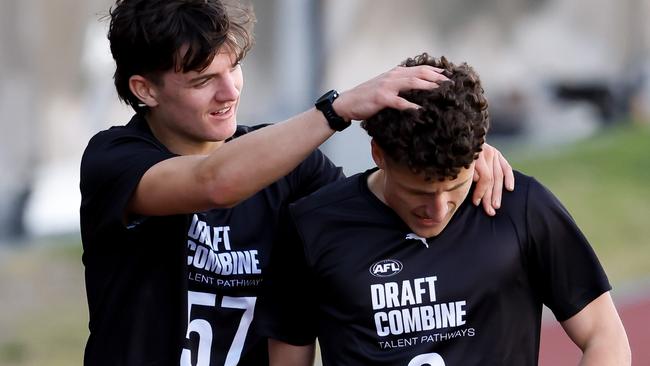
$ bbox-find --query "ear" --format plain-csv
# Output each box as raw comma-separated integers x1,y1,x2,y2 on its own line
129,75,159,107
371,140,386,169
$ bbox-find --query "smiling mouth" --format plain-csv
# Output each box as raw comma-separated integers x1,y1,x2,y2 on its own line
211,105,232,116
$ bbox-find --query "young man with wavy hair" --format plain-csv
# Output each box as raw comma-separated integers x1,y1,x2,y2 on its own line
261,54,630,365
80,1,514,365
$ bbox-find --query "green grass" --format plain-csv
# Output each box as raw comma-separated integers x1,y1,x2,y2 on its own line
0,238,87,366
509,123,650,284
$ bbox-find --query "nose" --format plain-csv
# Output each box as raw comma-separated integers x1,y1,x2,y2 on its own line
214,74,240,102
424,196,448,222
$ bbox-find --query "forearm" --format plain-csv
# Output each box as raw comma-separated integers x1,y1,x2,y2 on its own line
268,339,315,366
578,342,631,366
200,108,334,207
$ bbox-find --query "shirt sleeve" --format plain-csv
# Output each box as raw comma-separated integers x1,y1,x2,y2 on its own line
80,129,173,239
258,211,318,346
524,177,611,321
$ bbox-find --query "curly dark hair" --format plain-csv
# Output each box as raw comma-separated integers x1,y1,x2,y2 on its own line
107,0,255,113
361,53,489,181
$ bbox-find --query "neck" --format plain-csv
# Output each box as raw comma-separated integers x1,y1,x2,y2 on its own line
145,114,223,155
367,169,387,204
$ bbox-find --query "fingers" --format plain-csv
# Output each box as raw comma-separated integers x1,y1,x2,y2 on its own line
499,152,515,191
390,65,449,88
383,68,449,111
491,151,504,209
338,65,450,120
474,144,514,215
480,181,495,216
375,81,440,111
402,66,450,89
472,150,488,206
388,96,422,111
472,150,495,216
391,65,447,82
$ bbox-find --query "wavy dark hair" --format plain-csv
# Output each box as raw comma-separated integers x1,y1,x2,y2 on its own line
107,0,255,113
361,53,489,181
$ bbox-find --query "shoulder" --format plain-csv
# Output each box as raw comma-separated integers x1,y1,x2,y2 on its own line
495,170,560,231
499,170,547,209
84,125,127,151
290,172,364,217
83,114,167,156
502,170,566,213
80,115,173,190
510,170,537,194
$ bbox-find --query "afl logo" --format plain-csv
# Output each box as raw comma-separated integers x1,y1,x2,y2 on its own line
370,259,403,277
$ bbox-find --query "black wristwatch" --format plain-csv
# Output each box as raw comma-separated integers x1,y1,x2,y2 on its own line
315,89,351,131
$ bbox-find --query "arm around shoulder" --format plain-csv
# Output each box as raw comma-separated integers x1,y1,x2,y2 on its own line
560,291,631,366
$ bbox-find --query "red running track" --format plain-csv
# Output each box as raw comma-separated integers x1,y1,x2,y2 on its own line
539,292,650,365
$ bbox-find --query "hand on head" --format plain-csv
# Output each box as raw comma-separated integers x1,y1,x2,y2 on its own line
334,65,450,122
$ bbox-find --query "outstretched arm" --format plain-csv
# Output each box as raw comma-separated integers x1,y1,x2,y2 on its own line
561,292,631,366
129,65,448,216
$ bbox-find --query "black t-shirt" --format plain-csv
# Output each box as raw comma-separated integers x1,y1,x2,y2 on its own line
80,114,343,365
260,169,611,366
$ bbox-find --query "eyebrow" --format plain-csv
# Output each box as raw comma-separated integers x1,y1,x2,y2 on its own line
188,74,214,84
404,177,471,195
445,178,472,192
188,60,240,81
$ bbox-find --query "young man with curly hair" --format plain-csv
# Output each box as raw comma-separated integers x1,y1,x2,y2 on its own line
80,1,515,365
261,54,631,365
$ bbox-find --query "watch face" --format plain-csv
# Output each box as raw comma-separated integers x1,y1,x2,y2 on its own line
316,90,350,131
318,90,338,104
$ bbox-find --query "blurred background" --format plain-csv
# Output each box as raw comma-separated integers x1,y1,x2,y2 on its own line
0,0,648,365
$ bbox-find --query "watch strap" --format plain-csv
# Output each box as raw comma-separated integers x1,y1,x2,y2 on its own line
315,89,351,131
